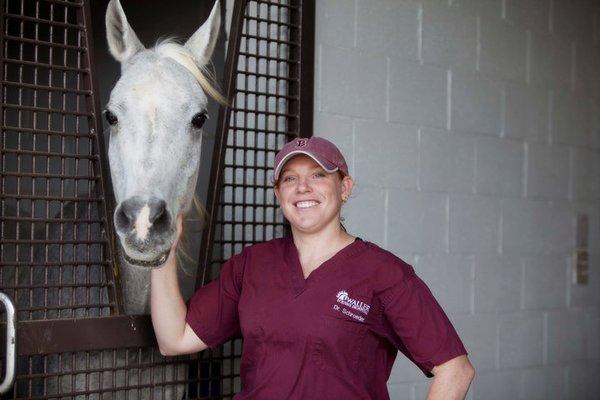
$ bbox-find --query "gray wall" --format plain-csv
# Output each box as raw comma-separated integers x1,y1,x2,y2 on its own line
314,1,600,399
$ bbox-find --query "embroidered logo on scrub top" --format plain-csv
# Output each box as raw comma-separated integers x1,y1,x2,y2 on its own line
333,291,370,322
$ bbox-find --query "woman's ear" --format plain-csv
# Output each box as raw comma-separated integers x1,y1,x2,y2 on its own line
340,175,354,201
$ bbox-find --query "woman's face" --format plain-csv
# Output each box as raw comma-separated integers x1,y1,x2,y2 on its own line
274,155,353,235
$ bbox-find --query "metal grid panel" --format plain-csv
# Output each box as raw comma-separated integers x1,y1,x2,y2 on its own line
7,347,194,400
198,0,312,398
0,0,117,321
212,0,296,270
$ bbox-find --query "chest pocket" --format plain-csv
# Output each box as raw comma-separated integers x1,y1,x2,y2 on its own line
310,295,371,376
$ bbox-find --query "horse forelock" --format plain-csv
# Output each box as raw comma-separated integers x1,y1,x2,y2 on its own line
152,38,227,105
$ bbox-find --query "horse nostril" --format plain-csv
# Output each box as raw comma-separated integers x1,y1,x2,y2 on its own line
115,201,135,232
148,199,166,223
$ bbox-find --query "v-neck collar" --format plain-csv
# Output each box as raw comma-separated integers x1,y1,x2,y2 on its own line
283,235,367,296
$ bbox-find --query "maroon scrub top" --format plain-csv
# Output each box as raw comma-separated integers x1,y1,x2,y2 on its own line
186,237,467,400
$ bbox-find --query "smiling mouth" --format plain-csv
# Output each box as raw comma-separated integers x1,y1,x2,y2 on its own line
295,200,320,209
122,248,171,268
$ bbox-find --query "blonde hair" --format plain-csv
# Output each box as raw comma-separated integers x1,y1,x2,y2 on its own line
154,38,228,106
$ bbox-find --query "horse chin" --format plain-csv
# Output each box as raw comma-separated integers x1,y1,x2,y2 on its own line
121,248,171,269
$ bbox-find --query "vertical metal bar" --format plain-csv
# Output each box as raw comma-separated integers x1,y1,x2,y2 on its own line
0,1,6,316
78,0,122,315
289,0,313,139
196,0,248,289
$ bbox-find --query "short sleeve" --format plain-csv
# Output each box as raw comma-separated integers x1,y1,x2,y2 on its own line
380,270,468,378
185,250,246,348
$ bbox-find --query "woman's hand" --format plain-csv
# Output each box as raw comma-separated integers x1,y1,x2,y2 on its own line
158,214,183,269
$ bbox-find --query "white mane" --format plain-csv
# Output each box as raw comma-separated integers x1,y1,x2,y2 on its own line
154,38,227,105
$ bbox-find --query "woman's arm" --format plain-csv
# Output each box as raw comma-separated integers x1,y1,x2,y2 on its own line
426,355,475,400
150,214,208,356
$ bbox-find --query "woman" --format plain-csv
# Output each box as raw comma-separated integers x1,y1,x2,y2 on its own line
151,137,475,399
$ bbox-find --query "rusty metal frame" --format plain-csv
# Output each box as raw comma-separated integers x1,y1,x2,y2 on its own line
0,315,155,356
79,0,123,315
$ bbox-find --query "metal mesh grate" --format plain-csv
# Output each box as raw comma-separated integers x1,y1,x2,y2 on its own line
213,0,295,265
0,0,117,320
9,347,191,400
198,0,312,397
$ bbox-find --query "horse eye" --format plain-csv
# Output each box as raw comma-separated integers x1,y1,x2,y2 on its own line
191,112,207,129
104,109,118,126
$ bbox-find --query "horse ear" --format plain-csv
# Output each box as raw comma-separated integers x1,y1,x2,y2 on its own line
184,0,221,66
105,0,145,63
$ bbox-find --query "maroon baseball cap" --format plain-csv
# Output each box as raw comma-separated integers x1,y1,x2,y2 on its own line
273,137,349,183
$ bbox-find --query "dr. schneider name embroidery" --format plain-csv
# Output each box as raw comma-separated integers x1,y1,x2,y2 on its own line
334,291,370,322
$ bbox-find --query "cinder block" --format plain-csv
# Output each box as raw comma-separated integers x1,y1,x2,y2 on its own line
552,1,593,42
475,136,524,197
501,198,573,255
388,353,428,384
503,0,551,34
414,254,473,314
421,1,477,73
522,255,568,309
519,366,567,400
551,89,593,148
473,254,521,313
450,0,503,20
314,112,355,174
528,33,572,88
450,72,502,135
526,143,569,200
354,120,418,189
386,382,415,400
569,205,600,256
470,370,521,400
388,60,447,129
320,45,387,119
478,16,527,82
387,189,447,254
573,41,597,93
546,309,587,364
419,129,475,193
586,308,600,359
450,313,497,372
566,362,600,399
504,82,550,142
570,147,600,202
315,0,356,48
343,186,386,247
356,0,419,60
594,100,600,150
449,195,500,254
498,311,544,368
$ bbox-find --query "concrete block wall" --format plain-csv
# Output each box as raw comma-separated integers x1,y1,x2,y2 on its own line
314,0,600,399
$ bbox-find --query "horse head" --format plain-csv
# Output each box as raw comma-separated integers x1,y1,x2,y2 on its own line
104,0,221,269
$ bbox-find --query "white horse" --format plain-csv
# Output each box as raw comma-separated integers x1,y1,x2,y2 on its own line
104,0,224,315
